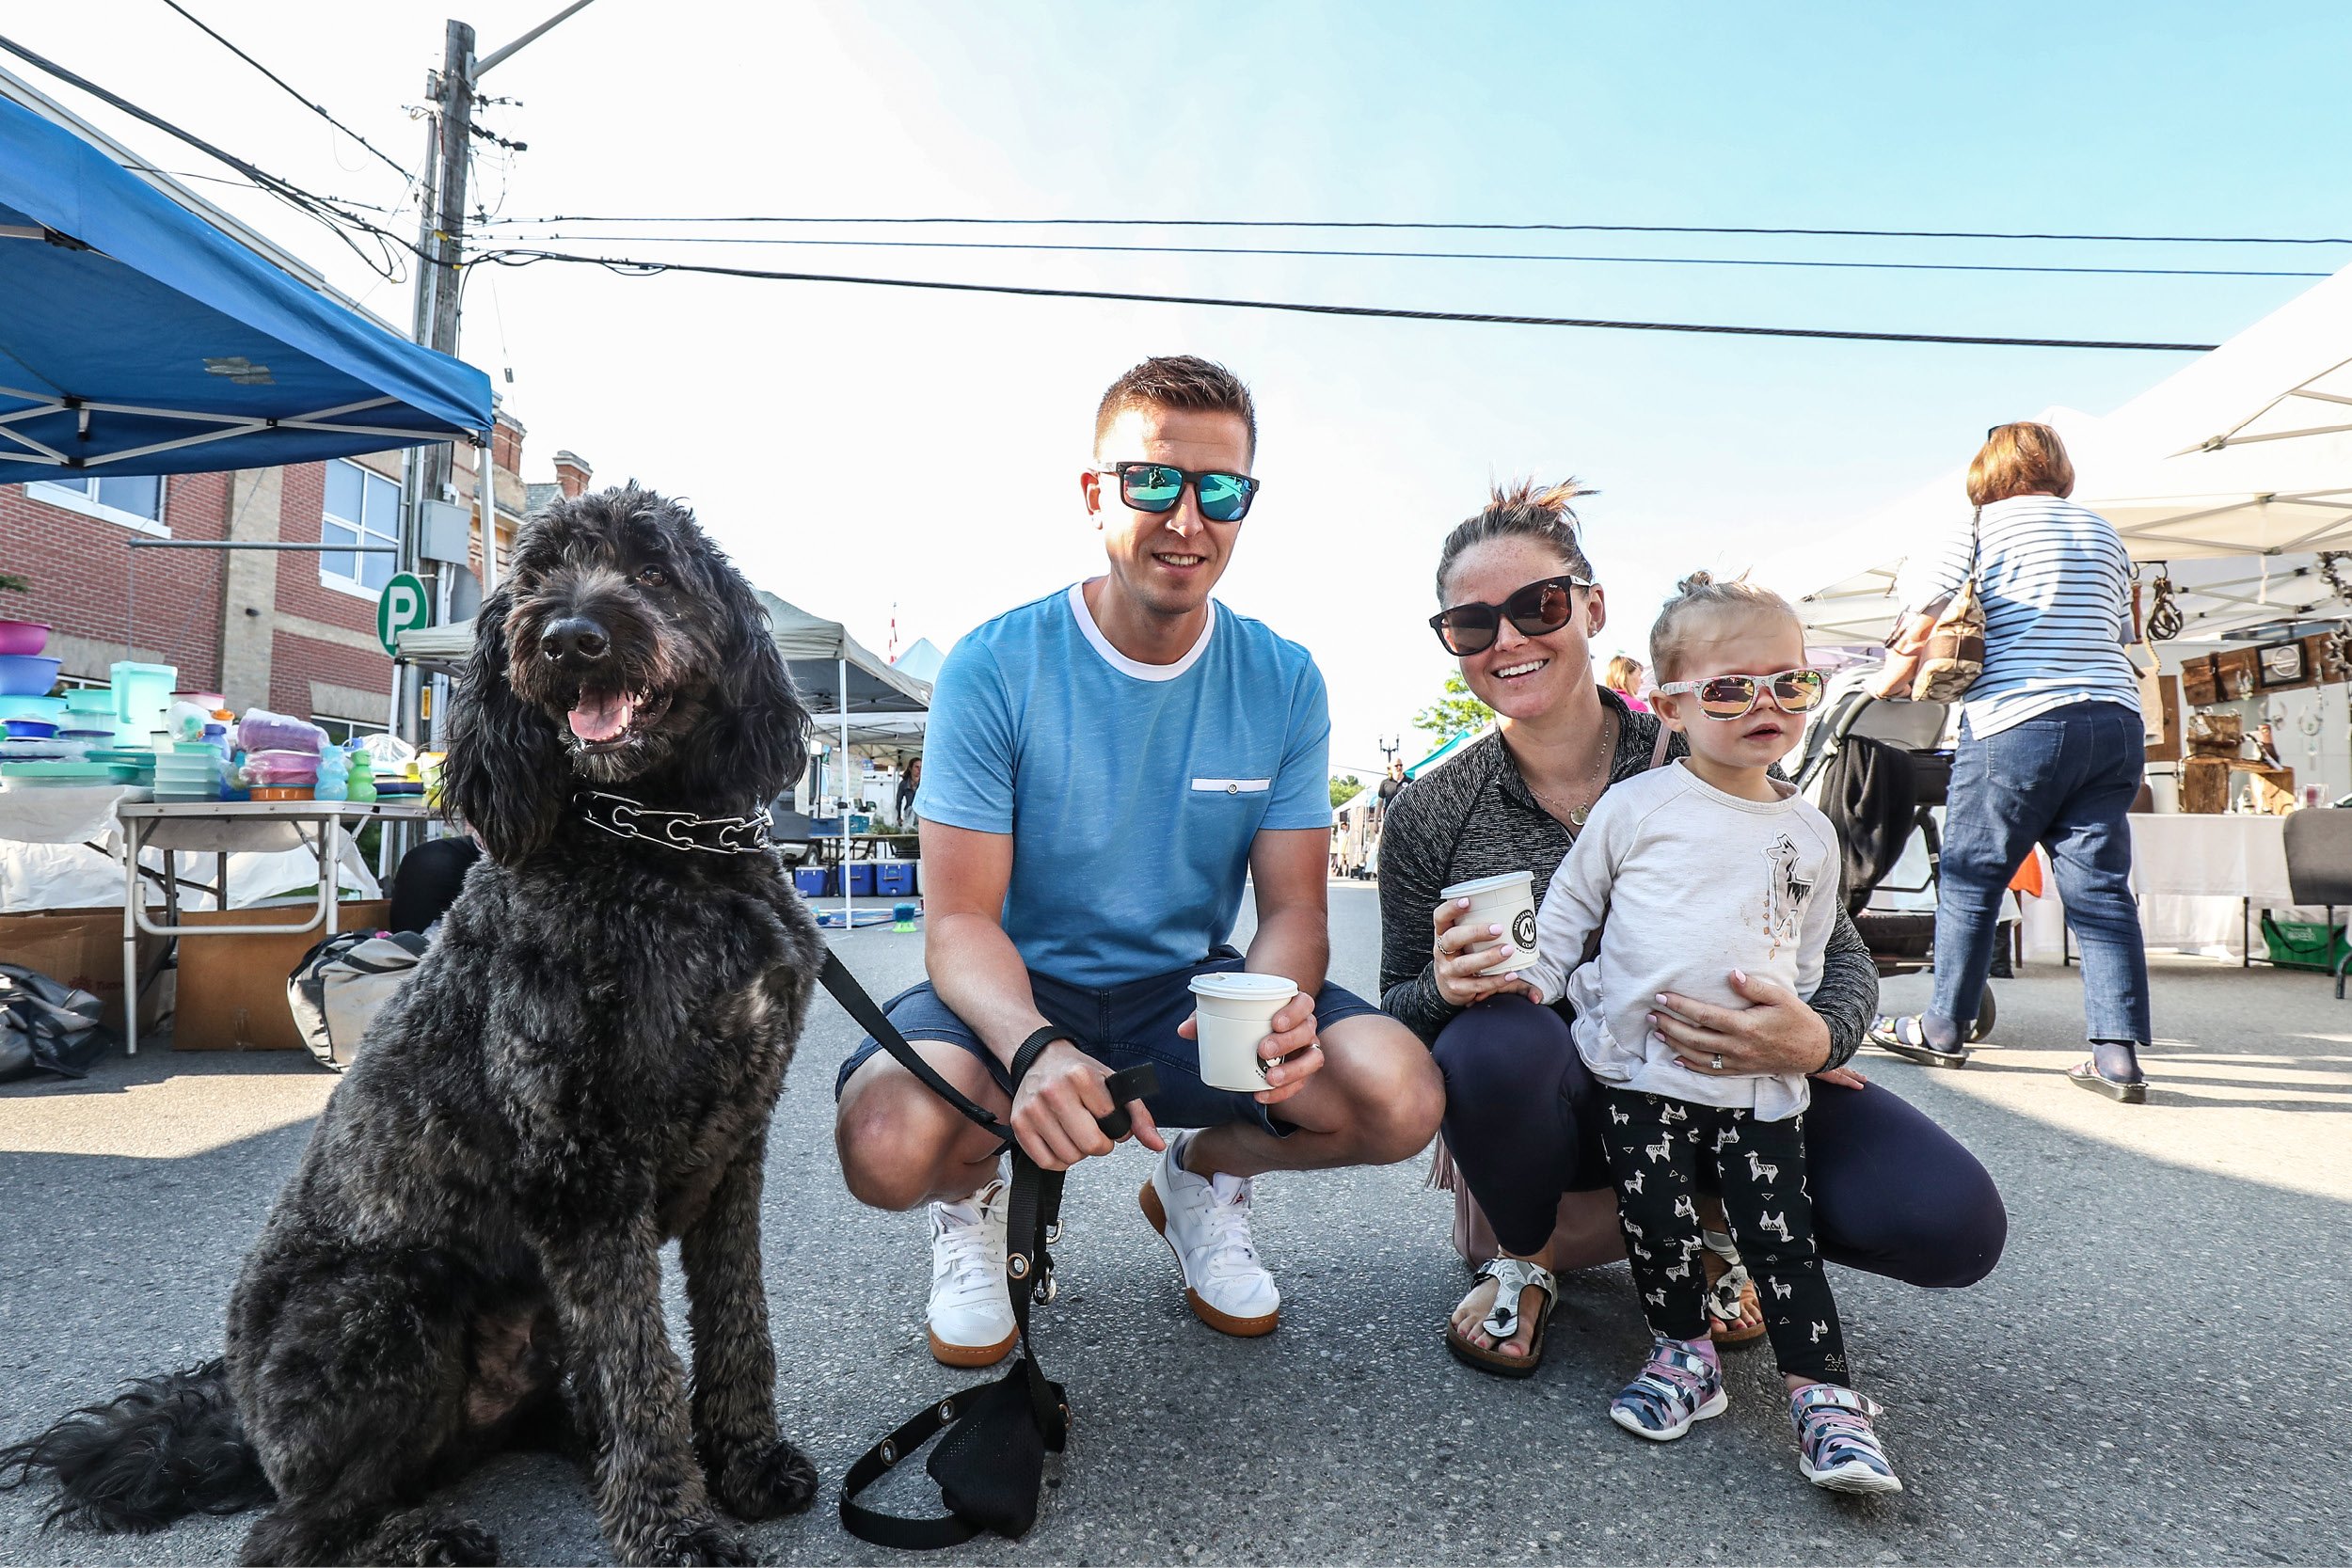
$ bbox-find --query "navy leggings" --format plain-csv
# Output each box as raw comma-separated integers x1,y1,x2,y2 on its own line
1434,996,2008,1284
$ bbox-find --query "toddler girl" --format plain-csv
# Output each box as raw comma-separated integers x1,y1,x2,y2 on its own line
1521,573,1902,1495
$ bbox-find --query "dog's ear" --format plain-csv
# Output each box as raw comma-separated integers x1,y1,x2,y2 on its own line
441,585,568,863
678,561,809,808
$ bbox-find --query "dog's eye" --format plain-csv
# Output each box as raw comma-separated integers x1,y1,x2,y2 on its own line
638,565,668,588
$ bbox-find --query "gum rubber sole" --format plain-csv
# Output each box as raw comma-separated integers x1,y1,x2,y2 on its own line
927,1325,1017,1369
1138,1180,1279,1337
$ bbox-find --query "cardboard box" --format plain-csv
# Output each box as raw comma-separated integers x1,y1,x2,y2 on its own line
173,900,390,1052
0,908,170,1033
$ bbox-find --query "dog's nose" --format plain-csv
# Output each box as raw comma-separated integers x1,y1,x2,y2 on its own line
543,615,610,667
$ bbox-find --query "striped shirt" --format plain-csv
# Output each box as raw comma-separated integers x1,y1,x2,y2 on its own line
1892,494,2140,737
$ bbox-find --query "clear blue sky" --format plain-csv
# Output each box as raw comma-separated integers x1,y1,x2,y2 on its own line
17,2,2350,774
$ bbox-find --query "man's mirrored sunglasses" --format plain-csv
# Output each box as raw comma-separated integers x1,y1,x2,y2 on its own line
1098,461,1261,523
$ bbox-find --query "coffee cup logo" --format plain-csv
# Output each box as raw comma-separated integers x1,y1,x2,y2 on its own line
1512,910,1537,951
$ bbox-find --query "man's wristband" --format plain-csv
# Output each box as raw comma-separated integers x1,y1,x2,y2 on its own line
1009,1026,1071,1087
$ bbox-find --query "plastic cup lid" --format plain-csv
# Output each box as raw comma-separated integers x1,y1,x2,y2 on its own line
1441,871,1534,900
1188,972,1299,1001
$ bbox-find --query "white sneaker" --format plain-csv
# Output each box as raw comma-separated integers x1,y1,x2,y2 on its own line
927,1177,1016,1368
1138,1130,1279,1337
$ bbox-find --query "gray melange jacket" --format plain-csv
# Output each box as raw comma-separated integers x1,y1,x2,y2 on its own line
1375,688,1875,1069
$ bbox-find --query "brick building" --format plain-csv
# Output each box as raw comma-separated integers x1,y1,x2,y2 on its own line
0,423,593,738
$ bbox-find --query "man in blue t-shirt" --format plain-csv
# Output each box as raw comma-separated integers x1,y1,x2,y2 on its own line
835,356,1441,1367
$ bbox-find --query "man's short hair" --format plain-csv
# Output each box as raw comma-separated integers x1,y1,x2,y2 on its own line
1093,356,1257,460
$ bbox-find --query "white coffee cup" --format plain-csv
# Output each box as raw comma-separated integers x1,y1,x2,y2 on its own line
1188,972,1300,1093
1440,870,1540,974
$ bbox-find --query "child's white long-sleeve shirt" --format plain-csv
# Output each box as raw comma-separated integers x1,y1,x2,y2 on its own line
1523,760,1841,1120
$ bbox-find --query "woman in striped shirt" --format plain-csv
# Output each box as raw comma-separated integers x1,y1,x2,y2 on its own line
1867,422,2153,1102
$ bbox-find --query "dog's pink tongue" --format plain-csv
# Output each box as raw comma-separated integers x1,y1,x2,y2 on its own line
567,691,634,742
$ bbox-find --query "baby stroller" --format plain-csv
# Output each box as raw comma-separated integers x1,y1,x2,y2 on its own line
1793,668,2000,1046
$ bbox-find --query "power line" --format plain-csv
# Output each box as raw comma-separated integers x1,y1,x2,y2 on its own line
475,247,2223,352
470,212,2352,247
0,30,424,280
156,0,412,181
478,230,2329,281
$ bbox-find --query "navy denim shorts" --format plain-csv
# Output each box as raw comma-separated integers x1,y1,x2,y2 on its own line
834,946,1385,1136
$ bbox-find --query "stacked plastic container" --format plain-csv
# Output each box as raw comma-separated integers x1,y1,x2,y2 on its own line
235,710,327,800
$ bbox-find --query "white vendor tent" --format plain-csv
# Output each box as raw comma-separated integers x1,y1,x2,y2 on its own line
1761,263,2352,647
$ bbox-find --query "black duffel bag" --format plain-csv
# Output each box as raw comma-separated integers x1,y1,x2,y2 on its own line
0,962,111,1083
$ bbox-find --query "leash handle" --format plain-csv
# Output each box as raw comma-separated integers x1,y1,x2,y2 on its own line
1094,1063,1159,1140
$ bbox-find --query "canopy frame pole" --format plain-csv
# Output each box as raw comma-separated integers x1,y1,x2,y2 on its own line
840,655,851,931
477,430,500,597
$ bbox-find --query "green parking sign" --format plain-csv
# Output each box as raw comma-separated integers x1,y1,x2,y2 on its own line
378,570,430,657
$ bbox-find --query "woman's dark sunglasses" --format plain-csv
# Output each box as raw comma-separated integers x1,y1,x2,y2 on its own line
1428,574,1593,656
1099,461,1261,523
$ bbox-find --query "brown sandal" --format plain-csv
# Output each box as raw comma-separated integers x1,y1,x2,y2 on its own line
1446,1257,1558,1379
1701,1232,1768,1351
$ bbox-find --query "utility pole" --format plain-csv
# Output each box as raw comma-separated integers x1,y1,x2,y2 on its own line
389,4,597,867
394,5,598,741
395,19,474,753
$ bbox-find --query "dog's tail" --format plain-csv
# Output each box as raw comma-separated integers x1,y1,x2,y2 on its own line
0,1358,271,1533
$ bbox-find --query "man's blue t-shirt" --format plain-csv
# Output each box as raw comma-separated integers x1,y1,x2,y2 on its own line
916,583,1331,989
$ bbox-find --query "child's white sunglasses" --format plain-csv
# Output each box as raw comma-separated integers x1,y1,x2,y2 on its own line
1656,669,1827,721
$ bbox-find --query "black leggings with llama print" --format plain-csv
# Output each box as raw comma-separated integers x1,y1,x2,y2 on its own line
1600,1085,1850,1384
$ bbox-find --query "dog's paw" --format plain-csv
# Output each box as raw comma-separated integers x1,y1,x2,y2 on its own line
713,1437,819,1521
407,1520,501,1566
630,1518,756,1567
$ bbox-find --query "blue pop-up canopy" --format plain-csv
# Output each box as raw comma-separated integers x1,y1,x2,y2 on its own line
0,93,490,483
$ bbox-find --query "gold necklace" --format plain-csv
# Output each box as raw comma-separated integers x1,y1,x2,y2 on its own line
1524,709,1618,829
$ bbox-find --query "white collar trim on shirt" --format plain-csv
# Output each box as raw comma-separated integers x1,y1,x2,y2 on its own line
1066,580,1216,682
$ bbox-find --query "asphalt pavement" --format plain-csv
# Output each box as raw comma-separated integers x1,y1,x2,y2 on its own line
4,881,2347,1565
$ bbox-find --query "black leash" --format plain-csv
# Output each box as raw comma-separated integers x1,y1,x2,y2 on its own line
818,951,1155,1548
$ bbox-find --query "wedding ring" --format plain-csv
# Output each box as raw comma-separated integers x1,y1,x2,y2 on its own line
1709,1053,1724,1071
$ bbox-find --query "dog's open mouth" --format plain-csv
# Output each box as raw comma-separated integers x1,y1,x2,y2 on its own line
565,688,674,752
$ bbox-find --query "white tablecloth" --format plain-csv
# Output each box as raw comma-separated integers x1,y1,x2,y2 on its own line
2125,814,2292,902
2014,813,2318,962
0,785,378,912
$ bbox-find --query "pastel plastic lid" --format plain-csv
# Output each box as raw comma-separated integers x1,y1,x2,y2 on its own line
1188,972,1299,1001
1441,870,1534,900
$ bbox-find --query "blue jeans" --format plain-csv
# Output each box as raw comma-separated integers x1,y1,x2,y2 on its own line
1931,700,2151,1045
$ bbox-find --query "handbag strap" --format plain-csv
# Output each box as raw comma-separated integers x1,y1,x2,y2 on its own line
823,950,1154,1547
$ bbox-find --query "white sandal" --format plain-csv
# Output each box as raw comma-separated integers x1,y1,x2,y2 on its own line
1444,1257,1559,1380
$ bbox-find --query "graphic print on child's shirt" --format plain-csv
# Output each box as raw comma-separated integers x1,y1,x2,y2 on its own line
1759,833,1815,958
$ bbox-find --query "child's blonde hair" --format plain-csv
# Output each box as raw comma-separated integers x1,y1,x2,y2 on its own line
1649,571,1802,682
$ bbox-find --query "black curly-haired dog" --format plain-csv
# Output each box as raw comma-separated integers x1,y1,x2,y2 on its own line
2,486,825,1565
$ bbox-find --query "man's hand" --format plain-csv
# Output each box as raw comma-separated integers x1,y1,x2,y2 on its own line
1009,1038,1165,1171
1177,992,1324,1105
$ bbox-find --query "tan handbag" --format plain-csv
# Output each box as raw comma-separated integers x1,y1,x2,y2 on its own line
1906,506,1986,702
1876,506,1986,703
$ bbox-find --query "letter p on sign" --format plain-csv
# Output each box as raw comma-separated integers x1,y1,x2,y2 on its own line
378,570,431,657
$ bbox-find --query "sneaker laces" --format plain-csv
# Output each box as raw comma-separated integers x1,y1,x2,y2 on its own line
930,1182,1007,1311
1190,1172,1263,1285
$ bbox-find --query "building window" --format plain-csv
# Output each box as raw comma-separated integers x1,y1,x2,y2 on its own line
322,460,401,596
28,474,167,534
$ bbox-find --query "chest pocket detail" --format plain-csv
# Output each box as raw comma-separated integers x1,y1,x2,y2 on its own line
1190,777,1271,797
